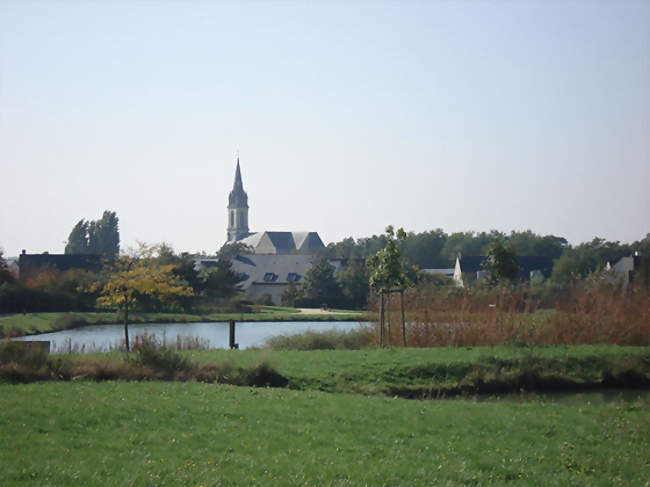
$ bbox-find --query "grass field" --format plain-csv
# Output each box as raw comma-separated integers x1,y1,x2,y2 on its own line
0,381,647,485
185,345,650,396
9,344,646,398
0,307,365,336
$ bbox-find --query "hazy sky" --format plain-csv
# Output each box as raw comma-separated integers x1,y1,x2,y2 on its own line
1,0,649,256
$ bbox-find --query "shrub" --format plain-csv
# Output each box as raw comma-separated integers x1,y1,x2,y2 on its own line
127,336,195,379
265,328,375,350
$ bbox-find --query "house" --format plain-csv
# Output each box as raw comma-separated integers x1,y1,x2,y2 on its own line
453,253,553,287
605,252,643,287
421,268,455,279
229,253,319,304
17,250,104,281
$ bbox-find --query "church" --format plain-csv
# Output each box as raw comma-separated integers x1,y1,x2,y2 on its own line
225,158,325,254
220,158,327,304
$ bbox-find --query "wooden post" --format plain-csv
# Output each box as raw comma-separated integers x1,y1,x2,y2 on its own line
229,320,238,349
401,290,406,347
124,303,130,352
387,291,392,347
379,290,385,348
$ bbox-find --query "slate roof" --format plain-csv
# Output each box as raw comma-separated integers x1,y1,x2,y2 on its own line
238,231,325,254
457,255,554,280
230,253,319,289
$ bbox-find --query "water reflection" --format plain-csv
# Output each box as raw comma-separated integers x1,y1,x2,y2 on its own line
16,321,366,353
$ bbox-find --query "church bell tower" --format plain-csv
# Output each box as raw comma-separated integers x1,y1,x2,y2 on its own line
227,157,249,242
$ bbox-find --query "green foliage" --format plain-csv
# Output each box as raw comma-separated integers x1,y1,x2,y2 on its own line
64,220,89,254
280,282,301,307
552,237,631,284
127,337,194,378
298,256,344,308
265,328,375,350
216,241,254,261
0,249,15,285
367,225,411,290
64,210,120,256
336,258,369,309
483,240,520,285
200,259,244,300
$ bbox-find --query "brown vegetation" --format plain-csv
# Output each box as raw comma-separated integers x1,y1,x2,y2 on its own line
0,338,287,386
374,282,650,347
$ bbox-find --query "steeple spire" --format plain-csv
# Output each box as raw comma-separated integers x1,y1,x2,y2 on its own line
227,156,250,242
233,157,243,190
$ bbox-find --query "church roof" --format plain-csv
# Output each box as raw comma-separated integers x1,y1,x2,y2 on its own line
238,231,325,254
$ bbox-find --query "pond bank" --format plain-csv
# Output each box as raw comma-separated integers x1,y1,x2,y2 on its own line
0,309,366,337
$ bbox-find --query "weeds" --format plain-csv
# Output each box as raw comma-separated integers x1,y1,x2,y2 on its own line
372,282,650,347
265,328,374,350
0,339,287,386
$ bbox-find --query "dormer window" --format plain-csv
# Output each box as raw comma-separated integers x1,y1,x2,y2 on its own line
263,272,278,282
287,273,301,282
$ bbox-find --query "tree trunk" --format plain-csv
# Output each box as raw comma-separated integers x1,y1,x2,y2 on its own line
401,290,406,347
379,291,383,348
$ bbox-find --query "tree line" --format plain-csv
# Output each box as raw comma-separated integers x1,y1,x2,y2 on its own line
319,229,650,286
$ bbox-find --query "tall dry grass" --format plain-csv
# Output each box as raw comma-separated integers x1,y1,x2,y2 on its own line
372,282,650,347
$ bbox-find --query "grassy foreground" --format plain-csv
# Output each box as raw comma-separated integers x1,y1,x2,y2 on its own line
1,381,647,486
186,345,650,396
0,307,365,336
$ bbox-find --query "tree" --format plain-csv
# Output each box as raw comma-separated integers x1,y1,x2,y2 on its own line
367,226,410,291
367,226,411,347
281,281,302,307
93,244,193,350
93,210,120,256
65,220,89,254
0,248,15,285
217,241,254,261
482,240,520,285
337,259,369,309
64,211,120,256
551,237,631,285
299,256,343,308
201,260,244,299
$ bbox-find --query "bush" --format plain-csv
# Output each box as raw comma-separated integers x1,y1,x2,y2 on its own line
265,328,375,350
127,336,195,379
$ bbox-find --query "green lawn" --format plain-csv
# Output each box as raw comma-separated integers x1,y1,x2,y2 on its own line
69,345,648,398
0,381,647,485
0,307,366,335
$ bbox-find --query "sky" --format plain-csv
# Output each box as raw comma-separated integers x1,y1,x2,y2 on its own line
1,0,649,256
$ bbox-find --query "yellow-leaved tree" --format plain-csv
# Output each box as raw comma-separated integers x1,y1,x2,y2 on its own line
92,244,193,350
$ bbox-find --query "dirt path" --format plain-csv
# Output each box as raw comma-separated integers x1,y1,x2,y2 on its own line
296,308,360,316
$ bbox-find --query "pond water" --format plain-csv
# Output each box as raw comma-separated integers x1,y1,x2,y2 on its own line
15,321,367,353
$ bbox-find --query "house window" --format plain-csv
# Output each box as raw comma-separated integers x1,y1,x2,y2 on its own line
263,272,278,282
230,211,234,227
287,273,301,282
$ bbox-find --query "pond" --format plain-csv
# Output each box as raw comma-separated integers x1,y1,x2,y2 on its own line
15,321,367,353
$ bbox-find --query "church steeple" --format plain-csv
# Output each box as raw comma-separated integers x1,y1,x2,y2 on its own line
227,157,250,242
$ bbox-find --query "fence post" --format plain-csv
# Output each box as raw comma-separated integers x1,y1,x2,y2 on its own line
387,291,392,347
379,290,383,348
229,320,238,349
401,290,406,347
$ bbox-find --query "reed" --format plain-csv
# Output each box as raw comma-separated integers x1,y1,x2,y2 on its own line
373,282,650,348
